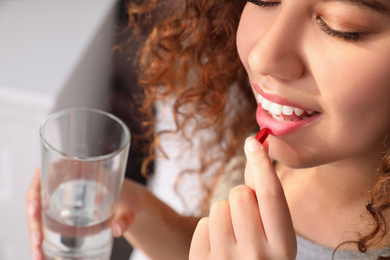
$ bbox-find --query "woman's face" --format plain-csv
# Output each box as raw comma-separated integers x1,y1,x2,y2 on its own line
237,0,390,168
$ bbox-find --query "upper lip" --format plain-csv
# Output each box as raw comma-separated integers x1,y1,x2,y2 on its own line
252,83,316,111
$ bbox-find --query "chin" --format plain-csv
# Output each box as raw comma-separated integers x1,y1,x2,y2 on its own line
269,145,326,169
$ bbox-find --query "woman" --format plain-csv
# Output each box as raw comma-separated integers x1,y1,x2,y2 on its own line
27,0,390,259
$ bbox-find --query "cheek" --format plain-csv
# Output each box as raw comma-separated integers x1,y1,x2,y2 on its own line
294,46,390,166
331,60,390,125
268,47,390,167
236,18,252,73
311,39,390,129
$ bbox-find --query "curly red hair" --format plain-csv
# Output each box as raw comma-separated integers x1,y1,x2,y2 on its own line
123,0,256,209
123,0,390,255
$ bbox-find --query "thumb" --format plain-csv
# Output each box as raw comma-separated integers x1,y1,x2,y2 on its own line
244,137,270,189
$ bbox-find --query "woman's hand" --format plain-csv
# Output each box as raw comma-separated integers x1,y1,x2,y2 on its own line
25,169,135,260
26,169,44,260
189,137,297,260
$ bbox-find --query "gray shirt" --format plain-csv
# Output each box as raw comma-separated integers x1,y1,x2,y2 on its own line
297,235,390,260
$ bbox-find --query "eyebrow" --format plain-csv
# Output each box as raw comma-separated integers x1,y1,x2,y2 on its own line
326,0,388,12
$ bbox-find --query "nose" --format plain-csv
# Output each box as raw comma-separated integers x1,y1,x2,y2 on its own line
248,9,305,80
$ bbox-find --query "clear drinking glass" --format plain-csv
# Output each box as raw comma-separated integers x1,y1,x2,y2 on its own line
39,107,130,260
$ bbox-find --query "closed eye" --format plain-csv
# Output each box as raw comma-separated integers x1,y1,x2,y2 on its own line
247,0,280,8
316,17,363,41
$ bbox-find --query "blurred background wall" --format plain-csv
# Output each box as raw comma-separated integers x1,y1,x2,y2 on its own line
0,1,139,259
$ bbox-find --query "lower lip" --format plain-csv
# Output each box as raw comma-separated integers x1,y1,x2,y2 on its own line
256,105,321,136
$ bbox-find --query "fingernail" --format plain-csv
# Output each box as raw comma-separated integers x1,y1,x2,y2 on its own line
112,223,122,237
31,232,41,247
245,137,262,152
28,202,38,217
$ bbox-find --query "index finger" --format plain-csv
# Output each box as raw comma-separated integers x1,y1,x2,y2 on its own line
244,137,296,249
27,168,41,199
26,168,43,252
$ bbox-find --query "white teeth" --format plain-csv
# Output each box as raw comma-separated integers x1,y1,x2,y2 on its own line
282,106,294,116
257,94,263,104
262,98,272,110
257,93,314,118
269,103,283,115
272,114,285,121
294,108,304,116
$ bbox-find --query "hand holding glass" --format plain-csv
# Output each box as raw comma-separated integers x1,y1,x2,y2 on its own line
40,108,130,260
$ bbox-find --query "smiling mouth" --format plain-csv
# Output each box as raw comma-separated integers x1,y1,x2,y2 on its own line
257,93,319,122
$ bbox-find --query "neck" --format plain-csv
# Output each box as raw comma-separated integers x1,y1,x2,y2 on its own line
277,147,388,249
278,150,383,208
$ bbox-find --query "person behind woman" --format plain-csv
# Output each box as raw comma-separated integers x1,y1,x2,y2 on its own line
27,0,390,259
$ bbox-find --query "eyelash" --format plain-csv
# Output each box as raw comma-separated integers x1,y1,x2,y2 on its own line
316,17,362,41
247,0,363,41
247,0,280,8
